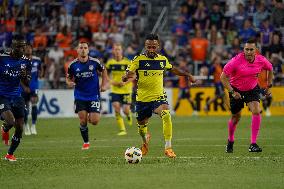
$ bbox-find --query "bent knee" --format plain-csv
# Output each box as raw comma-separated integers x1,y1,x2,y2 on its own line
90,120,99,125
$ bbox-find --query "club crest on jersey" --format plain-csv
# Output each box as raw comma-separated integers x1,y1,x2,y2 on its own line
160,62,164,68
145,63,150,67
21,64,26,69
0,104,4,110
89,65,94,70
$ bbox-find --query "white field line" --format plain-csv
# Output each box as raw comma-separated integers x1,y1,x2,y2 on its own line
4,156,283,161
21,137,283,144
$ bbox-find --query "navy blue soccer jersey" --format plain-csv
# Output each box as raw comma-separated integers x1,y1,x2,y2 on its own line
68,57,105,101
0,53,32,98
29,56,42,91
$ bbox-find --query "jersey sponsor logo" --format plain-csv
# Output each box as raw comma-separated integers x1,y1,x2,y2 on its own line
143,70,163,76
38,94,60,115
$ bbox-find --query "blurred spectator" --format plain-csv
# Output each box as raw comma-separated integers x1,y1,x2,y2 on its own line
47,44,64,66
125,41,138,60
55,26,73,50
268,32,284,59
102,10,116,32
189,29,209,63
33,27,48,49
206,2,225,31
0,25,12,50
271,53,284,86
108,25,124,43
180,0,196,16
238,19,256,43
229,37,242,58
171,16,190,47
192,0,207,30
253,1,269,28
246,0,257,18
231,3,247,31
63,0,76,15
59,6,72,29
74,0,91,16
207,24,222,46
225,0,244,17
4,11,16,32
271,0,284,29
83,2,103,33
77,22,92,43
259,19,274,56
110,0,126,17
93,27,107,49
211,36,229,61
164,36,179,61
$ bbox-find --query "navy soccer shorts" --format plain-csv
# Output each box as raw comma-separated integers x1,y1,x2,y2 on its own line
74,99,100,113
22,90,39,102
110,93,132,104
0,96,25,119
135,100,168,121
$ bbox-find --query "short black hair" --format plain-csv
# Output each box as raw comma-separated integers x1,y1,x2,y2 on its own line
12,34,26,42
146,33,159,41
246,37,257,45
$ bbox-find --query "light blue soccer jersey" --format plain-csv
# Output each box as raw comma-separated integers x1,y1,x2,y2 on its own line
68,57,105,101
0,53,31,98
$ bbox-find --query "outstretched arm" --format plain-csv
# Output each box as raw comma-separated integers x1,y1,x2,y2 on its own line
170,66,196,83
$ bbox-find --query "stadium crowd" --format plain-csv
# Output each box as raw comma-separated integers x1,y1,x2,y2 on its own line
0,0,283,89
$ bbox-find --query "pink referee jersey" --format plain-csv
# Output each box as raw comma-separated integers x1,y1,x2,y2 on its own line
223,52,272,91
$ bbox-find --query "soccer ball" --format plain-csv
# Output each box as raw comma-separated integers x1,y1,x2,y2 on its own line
124,147,142,164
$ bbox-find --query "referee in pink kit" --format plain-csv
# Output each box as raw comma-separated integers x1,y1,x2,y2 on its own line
220,38,274,153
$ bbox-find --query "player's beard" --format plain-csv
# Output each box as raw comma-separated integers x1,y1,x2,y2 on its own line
147,52,157,59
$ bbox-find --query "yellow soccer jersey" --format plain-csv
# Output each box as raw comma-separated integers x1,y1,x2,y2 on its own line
127,54,172,102
106,57,133,94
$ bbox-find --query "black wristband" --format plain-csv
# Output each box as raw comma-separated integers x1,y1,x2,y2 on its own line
229,89,234,95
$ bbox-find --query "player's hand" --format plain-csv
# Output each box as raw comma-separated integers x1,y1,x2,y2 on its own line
122,75,128,82
190,79,202,86
232,91,241,99
117,82,125,87
264,88,272,97
100,85,107,92
66,81,75,88
23,86,31,93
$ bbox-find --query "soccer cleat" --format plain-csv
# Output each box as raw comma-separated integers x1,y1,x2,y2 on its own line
4,154,16,161
226,140,234,153
164,148,176,158
82,143,90,150
117,130,127,136
249,143,262,152
192,110,198,116
1,126,9,146
265,109,271,117
141,133,151,155
30,124,37,135
24,124,31,135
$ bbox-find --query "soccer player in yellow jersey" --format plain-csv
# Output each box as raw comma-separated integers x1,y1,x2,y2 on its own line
106,43,133,136
122,34,196,158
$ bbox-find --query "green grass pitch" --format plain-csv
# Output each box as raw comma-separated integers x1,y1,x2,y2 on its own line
0,116,283,189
